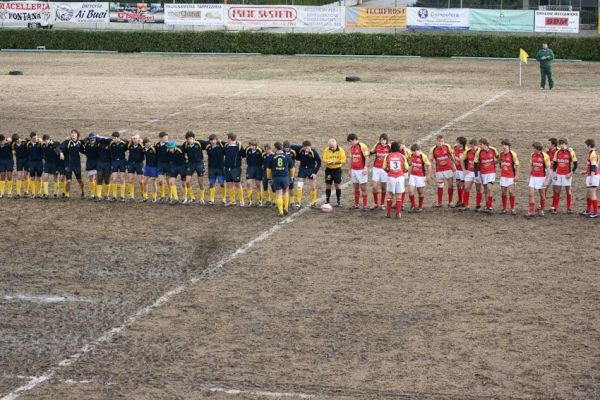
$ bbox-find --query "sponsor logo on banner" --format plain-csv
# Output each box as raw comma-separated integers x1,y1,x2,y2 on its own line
407,7,468,30
165,4,224,25
225,5,343,29
54,3,109,23
535,10,578,33
110,3,163,23
469,9,534,32
346,7,406,29
0,1,53,24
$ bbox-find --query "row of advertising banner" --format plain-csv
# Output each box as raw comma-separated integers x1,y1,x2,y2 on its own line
0,2,581,33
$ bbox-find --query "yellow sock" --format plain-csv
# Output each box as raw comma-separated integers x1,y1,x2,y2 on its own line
209,187,216,203
112,183,118,198
264,190,270,203
283,192,290,212
199,188,205,202
120,183,126,199
257,190,262,203
152,191,157,201
221,186,226,200
138,183,144,197
52,181,59,195
96,184,103,198
43,181,49,196
183,186,189,201
25,177,30,194
247,189,254,203
143,190,148,199
229,187,235,203
129,183,135,199
0,180,5,196
170,184,178,200
238,188,244,203
296,188,303,205
37,180,42,195
276,197,284,215
62,181,67,195
311,190,317,205
16,179,22,195
159,183,165,198
189,186,196,200
7,179,13,195
90,181,96,197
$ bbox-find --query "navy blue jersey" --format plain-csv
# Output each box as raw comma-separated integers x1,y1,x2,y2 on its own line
97,144,111,164
144,146,157,167
13,141,28,160
245,147,264,168
297,147,321,173
268,152,294,177
60,139,84,166
0,142,12,160
168,146,186,166
127,142,144,163
109,140,128,162
27,141,44,162
184,141,205,163
262,152,274,174
206,142,225,170
42,142,60,164
223,143,244,168
154,142,170,164
82,141,99,161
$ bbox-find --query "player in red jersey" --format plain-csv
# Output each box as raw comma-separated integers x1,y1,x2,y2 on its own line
347,133,370,210
453,137,466,208
526,142,552,217
429,135,455,207
499,139,520,215
459,139,482,211
551,137,577,214
474,138,499,213
370,133,390,210
398,139,412,209
382,141,409,219
581,139,599,218
407,143,432,213
545,137,558,200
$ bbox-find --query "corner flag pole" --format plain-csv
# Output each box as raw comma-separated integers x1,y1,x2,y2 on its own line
519,48,528,87
520,60,522,86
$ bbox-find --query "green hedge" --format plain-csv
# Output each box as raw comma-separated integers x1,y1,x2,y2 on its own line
0,30,599,60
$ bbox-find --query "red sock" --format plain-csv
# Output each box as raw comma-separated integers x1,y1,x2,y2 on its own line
540,198,546,211
354,190,360,206
587,198,592,212
362,194,368,208
476,192,483,207
381,192,386,206
566,193,572,210
373,191,378,206
396,199,402,216
594,199,599,215
463,191,470,207
418,196,424,209
437,188,443,205
386,198,392,214
487,196,493,209
510,195,515,209
448,188,454,204
457,188,463,204
552,194,560,210
400,192,406,205
409,194,415,207
529,202,535,213
502,195,507,209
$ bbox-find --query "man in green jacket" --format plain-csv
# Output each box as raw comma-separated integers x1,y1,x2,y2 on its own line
536,43,554,90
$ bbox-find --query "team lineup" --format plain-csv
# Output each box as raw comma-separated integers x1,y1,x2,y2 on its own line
0,129,598,218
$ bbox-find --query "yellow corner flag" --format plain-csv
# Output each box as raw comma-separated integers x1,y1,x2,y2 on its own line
519,48,529,64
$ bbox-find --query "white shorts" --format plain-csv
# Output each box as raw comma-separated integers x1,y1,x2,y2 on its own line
435,170,454,181
529,176,547,190
371,167,388,183
481,173,496,185
409,175,426,188
548,171,556,184
464,171,476,182
387,176,405,194
499,177,515,187
87,170,97,177
454,170,465,181
586,175,600,188
351,169,368,185
553,174,572,187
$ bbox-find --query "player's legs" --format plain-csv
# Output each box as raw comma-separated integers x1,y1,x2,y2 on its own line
564,185,573,213
455,176,464,207
309,176,318,207
275,188,284,216
475,182,483,210
527,187,536,217
295,177,304,208
0,171,5,197
551,184,562,213
197,174,205,204
446,176,454,206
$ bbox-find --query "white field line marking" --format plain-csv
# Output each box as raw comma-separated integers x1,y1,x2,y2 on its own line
207,387,313,399
2,294,95,304
193,103,209,109
0,89,508,400
226,84,264,98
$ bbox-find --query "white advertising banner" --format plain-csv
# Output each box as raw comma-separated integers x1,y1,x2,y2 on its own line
0,1,53,25
226,5,344,29
53,3,109,24
164,4,224,26
406,7,469,30
534,10,579,33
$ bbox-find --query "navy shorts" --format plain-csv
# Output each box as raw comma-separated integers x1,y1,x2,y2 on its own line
246,166,263,180
16,159,28,172
29,160,43,177
208,168,224,185
272,176,290,191
57,163,66,176
111,160,127,173
86,160,97,172
64,164,82,180
97,162,111,174
170,164,186,179
43,163,58,175
186,162,205,177
0,159,13,173
128,162,143,175
298,168,315,180
144,165,158,178
157,162,170,176
224,167,241,183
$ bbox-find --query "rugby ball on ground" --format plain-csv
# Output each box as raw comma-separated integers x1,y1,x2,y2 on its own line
320,203,333,212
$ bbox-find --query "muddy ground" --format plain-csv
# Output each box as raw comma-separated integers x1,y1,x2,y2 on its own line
0,53,599,399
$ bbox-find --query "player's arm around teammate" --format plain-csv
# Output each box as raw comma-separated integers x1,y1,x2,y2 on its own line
499,139,519,215
346,133,370,210
581,139,599,218
429,135,456,208
322,138,345,207
183,131,206,204
370,133,390,210
526,142,552,217
473,138,498,213
407,143,432,213
550,138,577,214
